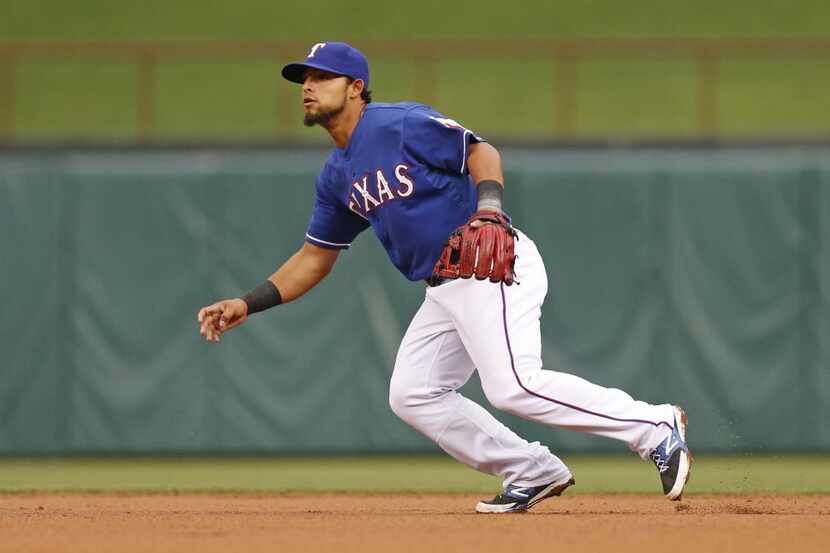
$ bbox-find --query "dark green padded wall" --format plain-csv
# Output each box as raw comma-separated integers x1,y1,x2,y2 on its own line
1,147,827,454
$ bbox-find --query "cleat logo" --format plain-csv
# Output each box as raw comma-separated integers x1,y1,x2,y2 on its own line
509,488,529,498
664,434,678,456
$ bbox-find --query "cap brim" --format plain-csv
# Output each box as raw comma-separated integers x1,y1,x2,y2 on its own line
281,61,348,84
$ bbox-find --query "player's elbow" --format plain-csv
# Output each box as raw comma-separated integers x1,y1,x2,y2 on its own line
311,258,335,278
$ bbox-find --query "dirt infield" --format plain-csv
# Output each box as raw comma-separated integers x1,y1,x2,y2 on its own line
1,493,828,553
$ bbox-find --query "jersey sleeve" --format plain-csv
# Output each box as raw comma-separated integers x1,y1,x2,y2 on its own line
305,167,370,250
402,107,485,175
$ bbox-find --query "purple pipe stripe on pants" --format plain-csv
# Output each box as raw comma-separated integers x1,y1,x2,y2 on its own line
499,283,674,431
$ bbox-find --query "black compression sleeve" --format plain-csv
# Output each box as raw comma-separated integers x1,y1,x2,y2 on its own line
242,280,283,315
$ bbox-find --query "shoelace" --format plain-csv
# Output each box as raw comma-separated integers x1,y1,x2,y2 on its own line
650,450,669,473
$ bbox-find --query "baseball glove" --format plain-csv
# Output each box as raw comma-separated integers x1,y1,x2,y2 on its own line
430,210,518,286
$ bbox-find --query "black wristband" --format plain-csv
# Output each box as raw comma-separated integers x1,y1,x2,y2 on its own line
242,280,282,315
477,179,504,212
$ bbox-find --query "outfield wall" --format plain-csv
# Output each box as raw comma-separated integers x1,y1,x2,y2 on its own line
1,146,828,455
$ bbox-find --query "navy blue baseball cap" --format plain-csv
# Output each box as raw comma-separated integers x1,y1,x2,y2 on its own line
282,42,370,87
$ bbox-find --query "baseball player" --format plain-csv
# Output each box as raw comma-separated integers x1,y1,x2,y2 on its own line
197,42,692,513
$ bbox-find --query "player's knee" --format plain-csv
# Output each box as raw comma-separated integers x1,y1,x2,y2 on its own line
388,380,414,421
388,390,405,419
484,387,524,415
487,395,517,414
389,377,445,423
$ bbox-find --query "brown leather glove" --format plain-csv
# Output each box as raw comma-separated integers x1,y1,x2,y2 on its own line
430,210,518,285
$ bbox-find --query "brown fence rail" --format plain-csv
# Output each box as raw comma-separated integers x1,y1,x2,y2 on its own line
1,37,830,141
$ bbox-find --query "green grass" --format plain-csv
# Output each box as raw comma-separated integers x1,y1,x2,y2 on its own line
575,59,699,137
9,56,830,141
718,58,830,135
153,62,280,140
0,455,827,494
3,0,830,140
15,62,139,140
5,1,830,40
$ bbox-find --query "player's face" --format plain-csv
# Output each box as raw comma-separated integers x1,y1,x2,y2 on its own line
302,68,350,128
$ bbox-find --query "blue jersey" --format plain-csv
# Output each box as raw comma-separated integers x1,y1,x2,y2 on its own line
304,102,483,281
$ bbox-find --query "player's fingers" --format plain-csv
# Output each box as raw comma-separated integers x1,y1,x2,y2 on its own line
197,305,217,323
199,301,241,340
198,305,214,322
201,314,220,337
200,303,225,321
208,315,223,334
219,303,243,328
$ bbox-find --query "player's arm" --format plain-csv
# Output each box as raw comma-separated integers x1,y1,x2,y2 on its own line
269,241,340,302
196,242,339,342
467,142,503,187
467,142,505,214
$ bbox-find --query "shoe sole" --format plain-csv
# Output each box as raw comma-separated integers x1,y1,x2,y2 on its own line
475,476,575,514
666,406,692,501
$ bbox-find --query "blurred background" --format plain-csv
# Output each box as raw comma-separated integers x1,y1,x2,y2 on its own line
1,0,828,473
2,0,830,142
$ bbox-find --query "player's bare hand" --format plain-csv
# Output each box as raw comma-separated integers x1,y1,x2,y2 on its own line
197,299,248,342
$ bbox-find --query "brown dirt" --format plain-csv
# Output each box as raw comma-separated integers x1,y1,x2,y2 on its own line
1,493,828,553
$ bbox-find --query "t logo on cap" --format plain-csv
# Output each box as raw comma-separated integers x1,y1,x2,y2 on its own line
308,43,327,58
281,41,371,88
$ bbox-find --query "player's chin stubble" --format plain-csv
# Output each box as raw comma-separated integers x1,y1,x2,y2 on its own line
303,97,347,128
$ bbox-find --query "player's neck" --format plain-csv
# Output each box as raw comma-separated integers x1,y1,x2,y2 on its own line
326,102,366,149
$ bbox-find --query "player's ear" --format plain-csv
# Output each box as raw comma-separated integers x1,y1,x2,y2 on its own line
349,78,365,100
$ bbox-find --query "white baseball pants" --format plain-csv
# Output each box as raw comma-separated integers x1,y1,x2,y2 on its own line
389,230,676,488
